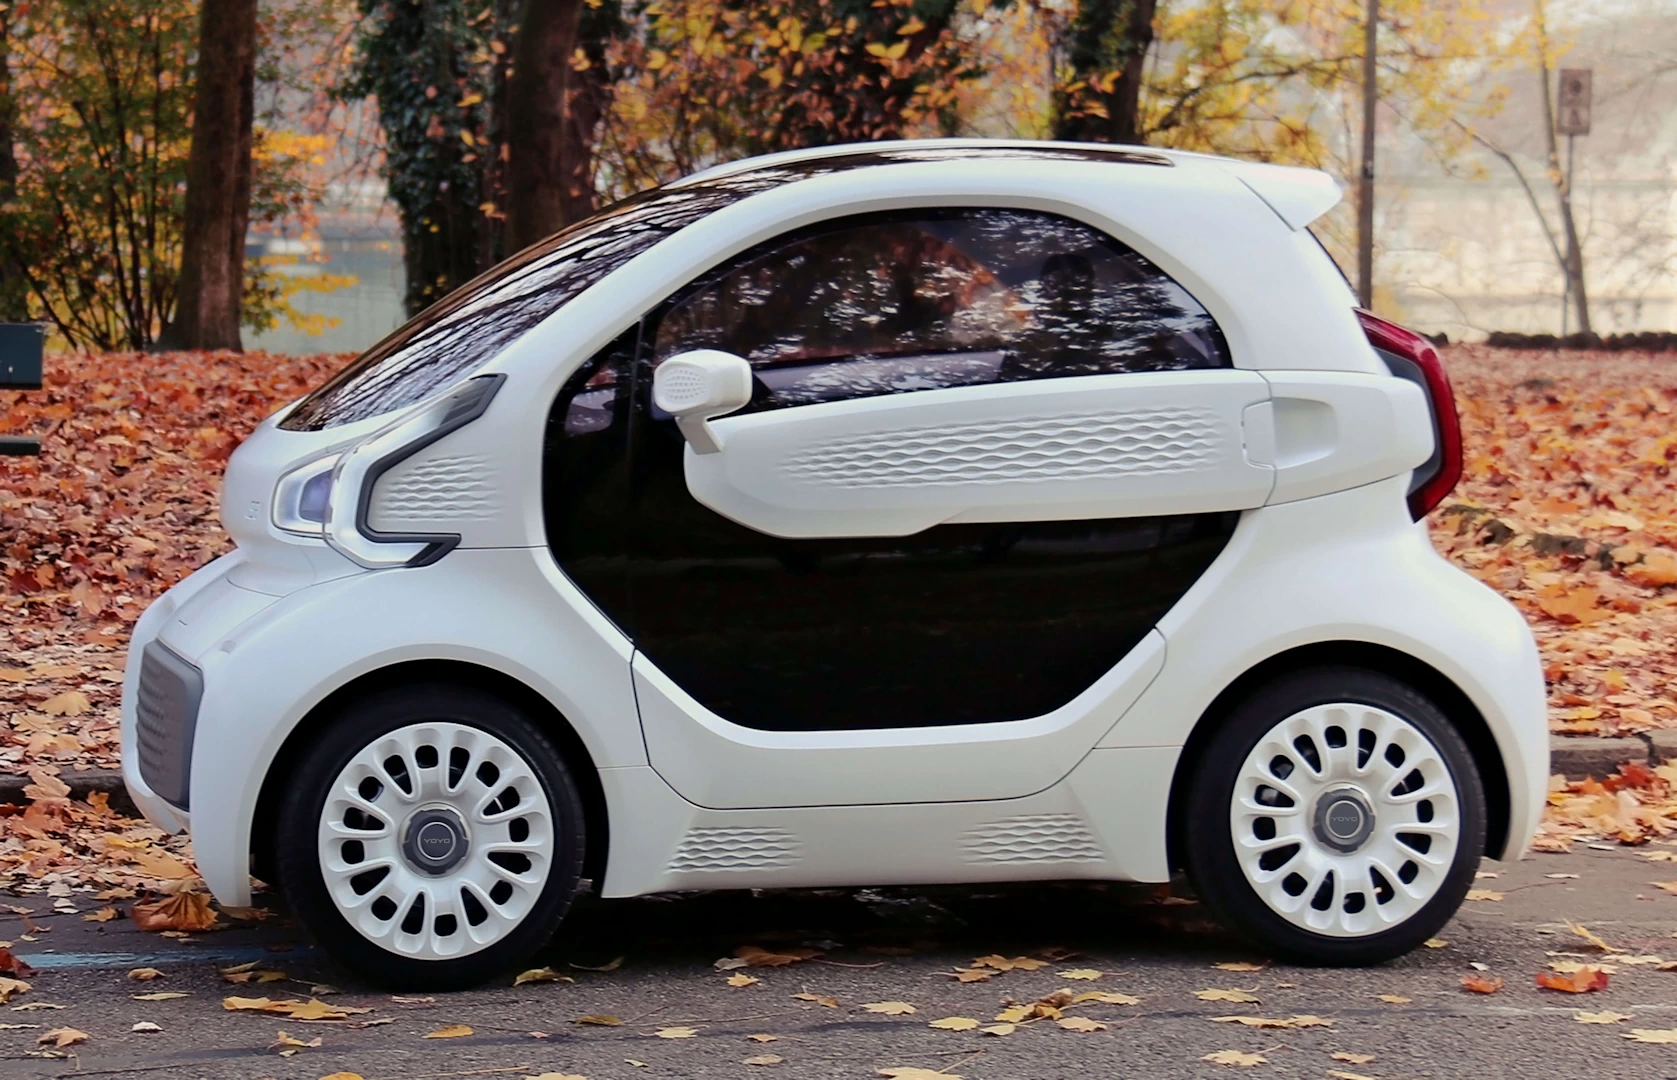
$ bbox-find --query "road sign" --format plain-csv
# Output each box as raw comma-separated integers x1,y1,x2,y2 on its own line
1557,69,1592,136
0,323,44,456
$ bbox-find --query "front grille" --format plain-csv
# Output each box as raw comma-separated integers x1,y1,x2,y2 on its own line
134,641,202,810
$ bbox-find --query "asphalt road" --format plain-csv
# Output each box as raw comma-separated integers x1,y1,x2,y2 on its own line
6,845,1677,1080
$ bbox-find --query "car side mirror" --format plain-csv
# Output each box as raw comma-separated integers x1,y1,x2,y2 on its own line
652,350,753,454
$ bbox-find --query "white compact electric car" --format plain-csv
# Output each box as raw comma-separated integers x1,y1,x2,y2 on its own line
122,140,1547,987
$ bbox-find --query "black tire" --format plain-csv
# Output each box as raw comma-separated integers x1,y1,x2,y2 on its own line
1183,666,1486,965
275,682,587,989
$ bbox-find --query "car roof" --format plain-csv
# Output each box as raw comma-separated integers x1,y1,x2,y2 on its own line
675,139,1341,231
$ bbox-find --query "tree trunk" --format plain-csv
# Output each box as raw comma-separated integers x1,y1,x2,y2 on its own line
156,0,259,352
0,12,29,322
505,0,590,251
1052,0,1158,144
1533,0,1591,337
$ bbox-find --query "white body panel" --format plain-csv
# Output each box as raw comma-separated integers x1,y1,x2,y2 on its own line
119,141,1546,944
633,631,1165,809
685,372,1273,537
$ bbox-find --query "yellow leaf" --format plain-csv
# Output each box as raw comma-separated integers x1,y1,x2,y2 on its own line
223,996,278,1011
862,1001,917,1015
457,92,484,107
896,15,924,33
0,977,31,1004
133,992,188,1001
1377,994,1411,1004
946,968,991,982
1057,969,1103,980
1625,1029,1677,1043
981,1022,1015,1036
792,992,838,1007
574,1015,622,1026
994,1006,1029,1022
1328,1072,1378,1080
41,691,90,716
82,907,119,923
460,130,477,147
37,1027,88,1048
727,973,760,987
1332,1053,1375,1064
1057,1016,1106,1032
132,891,216,930
513,967,570,986
878,1070,960,1080
128,968,165,981
1577,1010,1634,1024
1569,920,1624,953
269,1030,323,1050
1203,1050,1266,1066
1213,1016,1295,1028
424,1024,473,1038
744,1055,783,1066
656,1026,699,1038
747,1033,778,1042
1214,961,1266,972
1196,988,1260,1003
971,955,1046,971
1423,938,1448,949
1465,889,1504,901
319,1074,366,1080
928,1016,978,1031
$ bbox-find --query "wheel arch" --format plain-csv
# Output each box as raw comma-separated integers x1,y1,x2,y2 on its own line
252,659,610,892
1164,640,1512,871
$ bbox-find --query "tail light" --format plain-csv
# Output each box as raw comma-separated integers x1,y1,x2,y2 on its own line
1355,310,1462,520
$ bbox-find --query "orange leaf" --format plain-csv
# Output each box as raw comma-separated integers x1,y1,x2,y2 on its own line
1538,968,1610,993
1461,974,1504,994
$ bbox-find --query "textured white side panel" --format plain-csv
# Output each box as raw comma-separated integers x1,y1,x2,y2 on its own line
598,747,1180,897
686,371,1274,538
367,452,504,533
634,630,1165,810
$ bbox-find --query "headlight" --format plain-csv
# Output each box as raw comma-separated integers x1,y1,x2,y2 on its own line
324,373,506,569
271,453,340,535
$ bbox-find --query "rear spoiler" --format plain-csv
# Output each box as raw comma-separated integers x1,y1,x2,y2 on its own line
1219,160,1342,231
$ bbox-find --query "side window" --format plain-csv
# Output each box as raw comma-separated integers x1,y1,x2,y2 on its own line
541,327,640,627
650,208,1228,413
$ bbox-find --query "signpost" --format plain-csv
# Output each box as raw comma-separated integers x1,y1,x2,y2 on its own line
0,323,45,457
1556,69,1591,335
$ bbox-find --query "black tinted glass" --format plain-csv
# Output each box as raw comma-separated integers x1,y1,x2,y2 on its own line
652,208,1228,412
285,146,1176,431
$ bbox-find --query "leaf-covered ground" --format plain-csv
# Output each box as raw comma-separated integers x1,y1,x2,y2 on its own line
5,345,1677,780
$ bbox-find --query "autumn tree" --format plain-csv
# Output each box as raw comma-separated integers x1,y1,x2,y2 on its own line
0,7,25,322
595,0,977,194
505,0,624,249
344,0,513,314
156,0,262,351
1051,0,1156,144
0,0,335,348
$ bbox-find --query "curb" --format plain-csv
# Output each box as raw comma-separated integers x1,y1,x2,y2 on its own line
0,768,138,817
1550,732,1677,781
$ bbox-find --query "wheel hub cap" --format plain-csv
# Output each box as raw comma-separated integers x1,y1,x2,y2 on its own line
1227,702,1463,938
403,806,470,875
1313,788,1374,853
316,721,556,961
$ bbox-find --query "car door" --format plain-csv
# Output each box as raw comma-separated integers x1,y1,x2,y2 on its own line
618,206,1275,809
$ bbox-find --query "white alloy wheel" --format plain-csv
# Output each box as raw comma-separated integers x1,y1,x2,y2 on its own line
1229,702,1461,938
317,721,555,960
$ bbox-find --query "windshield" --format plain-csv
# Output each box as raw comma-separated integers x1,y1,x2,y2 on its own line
280,175,778,430
280,143,1174,431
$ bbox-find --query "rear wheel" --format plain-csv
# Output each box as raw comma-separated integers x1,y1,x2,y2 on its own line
276,683,586,988
1184,667,1486,964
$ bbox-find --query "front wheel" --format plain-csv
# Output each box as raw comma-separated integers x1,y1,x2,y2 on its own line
275,683,587,989
1183,667,1486,965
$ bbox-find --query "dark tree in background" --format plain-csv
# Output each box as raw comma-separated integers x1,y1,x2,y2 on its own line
0,11,29,322
345,0,509,316
1052,0,1156,144
157,0,260,350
